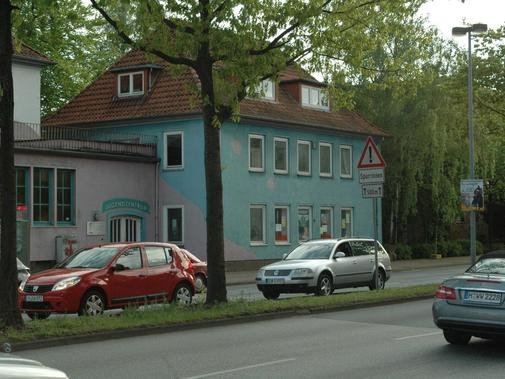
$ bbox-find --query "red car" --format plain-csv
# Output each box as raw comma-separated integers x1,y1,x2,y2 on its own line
181,249,207,293
18,242,195,319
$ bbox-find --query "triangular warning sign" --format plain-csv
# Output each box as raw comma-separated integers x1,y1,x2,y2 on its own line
357,137,386,169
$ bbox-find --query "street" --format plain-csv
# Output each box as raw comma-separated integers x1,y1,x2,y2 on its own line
17,298,505,378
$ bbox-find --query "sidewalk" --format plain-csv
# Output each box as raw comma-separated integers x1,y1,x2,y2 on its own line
225,255,472,286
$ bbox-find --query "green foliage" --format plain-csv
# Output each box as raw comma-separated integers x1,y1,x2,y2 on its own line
394,243,413,260
412,243,434,259
445,240,463,257
457,239,484,256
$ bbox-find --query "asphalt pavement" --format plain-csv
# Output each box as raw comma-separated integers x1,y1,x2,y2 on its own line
17,298,505,379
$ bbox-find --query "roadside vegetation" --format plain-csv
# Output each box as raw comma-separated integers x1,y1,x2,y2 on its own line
0,284,437,345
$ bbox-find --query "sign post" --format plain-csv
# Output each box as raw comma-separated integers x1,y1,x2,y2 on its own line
358,137,386,290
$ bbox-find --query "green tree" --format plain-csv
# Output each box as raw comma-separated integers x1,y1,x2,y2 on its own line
0,0,24,329
90,0,428,303
12,0,127,116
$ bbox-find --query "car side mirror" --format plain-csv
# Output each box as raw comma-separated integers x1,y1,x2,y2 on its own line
282,253,288,260
334,251,346,259
112,263,127,272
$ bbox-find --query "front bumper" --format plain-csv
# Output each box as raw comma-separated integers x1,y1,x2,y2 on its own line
19,287,83,314
433,299,505,338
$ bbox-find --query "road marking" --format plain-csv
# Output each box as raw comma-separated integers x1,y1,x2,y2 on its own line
395,331,440,341
182,358,296,379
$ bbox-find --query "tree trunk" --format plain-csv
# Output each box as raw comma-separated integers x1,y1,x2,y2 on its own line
0,0,23,329
197,58,227,304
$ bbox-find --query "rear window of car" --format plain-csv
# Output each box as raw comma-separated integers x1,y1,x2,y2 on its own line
145,246,169,267
467,258,505,275
286,243,334,260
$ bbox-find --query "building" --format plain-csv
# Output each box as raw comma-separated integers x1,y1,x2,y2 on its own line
41,50,387,266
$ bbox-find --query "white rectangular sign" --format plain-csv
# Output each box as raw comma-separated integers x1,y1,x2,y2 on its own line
359,168,384,184
362,183,383,198
87,221,105,236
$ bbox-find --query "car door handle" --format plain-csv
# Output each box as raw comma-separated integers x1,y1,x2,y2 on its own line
139,274,147,278
352,260,358,264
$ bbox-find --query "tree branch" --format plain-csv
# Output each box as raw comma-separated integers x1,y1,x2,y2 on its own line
476,95,505,119
323,0,383,15
90,0,196,67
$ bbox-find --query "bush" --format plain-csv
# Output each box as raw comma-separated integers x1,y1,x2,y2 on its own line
458,239,484,256
446,240,463,257
436,241,450,257
412,243,434,259
394,243,412,260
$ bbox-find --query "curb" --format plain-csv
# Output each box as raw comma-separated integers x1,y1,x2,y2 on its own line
8,294,434,352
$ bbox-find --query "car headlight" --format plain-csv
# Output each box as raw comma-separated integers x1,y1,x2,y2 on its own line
52,276,81,291
292,268,313,277
256,269,265,277
19,278,28,291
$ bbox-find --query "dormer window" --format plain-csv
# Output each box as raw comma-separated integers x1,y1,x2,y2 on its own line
118,71,144,97
254,79,275,100
301,85,328,110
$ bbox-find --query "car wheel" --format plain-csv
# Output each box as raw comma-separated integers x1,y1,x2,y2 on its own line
315,273,333,296
443,330,471,345
195,274,207,293
262,290,280,300
172,283,193,305
78,290,105,316
26,312,50,320
369,270,386,290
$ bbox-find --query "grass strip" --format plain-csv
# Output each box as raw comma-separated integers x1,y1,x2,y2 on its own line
0,284,437,344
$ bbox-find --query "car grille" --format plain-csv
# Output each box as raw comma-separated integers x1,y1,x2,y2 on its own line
24,285,53,293
265,269,291,277
22,301,53,310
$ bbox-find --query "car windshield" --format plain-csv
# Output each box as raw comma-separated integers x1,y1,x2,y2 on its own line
59,247,121,269
467,258,505,275
286,243,334,260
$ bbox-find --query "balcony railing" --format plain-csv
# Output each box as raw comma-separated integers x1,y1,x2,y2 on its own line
10,122,157,158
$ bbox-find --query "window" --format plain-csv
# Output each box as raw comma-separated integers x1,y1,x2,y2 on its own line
274,206,289,243
164,206,184,244
273,137,288,174
57,169,74,224
320,207,333,239
118,71,144,97
33,168,52,224
250,205,266,244
15,167,28,207
164,132,183,169
145,246,169,267
297,140,311,175
341,208,353,237
298,206,312,242
301,85,329,110
116,247,142,270
340,145,352,178
319,142,332,177
256,79,275,100
249,134,264,172
110,216,141,242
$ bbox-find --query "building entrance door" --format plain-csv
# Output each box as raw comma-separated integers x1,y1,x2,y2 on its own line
110,216,141,242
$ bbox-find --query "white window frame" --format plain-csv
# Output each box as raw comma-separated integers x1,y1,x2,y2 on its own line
297,140,311,176
163,205,184,244
250,204,266,245
273,137,288,174
340,207,353,238
301,85,329,110
319,142,332,177
257,79,275,100
163,131,184,170
340,145,353,179
298,206,312,242
274,206,290,245
248,134,265,172
118,71,144,97
319,207,333,239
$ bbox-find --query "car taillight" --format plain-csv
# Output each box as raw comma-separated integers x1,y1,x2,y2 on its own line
188,260,194,273
435,285,456,300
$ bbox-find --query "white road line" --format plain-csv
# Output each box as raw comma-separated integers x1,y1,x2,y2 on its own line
395,331,441,341
182,358,296,379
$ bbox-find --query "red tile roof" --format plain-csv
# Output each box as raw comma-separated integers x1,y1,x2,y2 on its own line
13,42,55,66
43,50,387,137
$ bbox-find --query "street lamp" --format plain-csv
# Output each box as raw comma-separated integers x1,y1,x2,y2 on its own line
452,23,487,265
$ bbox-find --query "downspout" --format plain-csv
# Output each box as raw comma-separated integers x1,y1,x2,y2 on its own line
155,160,160,241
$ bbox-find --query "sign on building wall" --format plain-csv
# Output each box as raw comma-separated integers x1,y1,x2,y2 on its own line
102,198,150,213
87,221,106,236
460,179,485,212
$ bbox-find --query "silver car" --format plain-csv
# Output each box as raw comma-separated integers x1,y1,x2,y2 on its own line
0,353,68,378
256,238,392,299
433,250,505,345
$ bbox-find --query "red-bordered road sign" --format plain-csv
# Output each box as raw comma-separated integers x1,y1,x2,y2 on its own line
357,136,386,169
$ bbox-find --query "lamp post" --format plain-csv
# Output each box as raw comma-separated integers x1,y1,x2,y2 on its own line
452,23,487,265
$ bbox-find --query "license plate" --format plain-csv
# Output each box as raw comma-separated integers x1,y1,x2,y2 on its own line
463,290,502,304
25,295,44,302
266,278,284,284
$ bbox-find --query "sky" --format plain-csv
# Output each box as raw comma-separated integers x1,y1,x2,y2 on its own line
420,0,505,45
